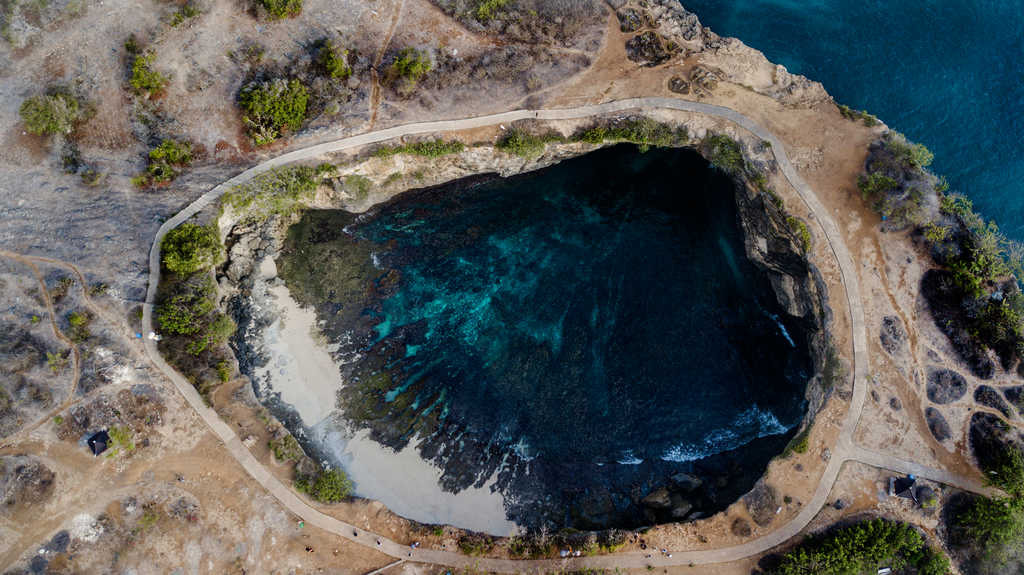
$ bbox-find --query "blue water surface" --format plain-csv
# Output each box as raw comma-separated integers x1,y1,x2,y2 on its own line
682,0,1024,236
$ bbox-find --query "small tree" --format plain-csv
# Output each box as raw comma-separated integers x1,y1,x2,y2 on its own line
130,51,169,96
161,223,222,276
238,79,309,146
317,40,350,79
19,92,83,136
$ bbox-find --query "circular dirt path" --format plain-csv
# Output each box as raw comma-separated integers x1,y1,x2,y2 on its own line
141,98,991,571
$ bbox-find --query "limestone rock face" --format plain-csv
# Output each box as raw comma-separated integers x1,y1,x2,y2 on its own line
670,472,702,492
641,487,672,509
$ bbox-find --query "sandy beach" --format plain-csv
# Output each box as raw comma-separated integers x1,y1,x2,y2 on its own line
253,259,517,535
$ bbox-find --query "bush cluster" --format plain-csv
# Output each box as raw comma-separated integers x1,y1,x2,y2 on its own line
496,128,562,158
837,103,880,126
388,48,432,96
19,91,83,136
373,139,465,158
573,117,688,152
257,0,302,19
223,165,321,220
133,139,193,187
317,40,350,80
129,50,168,96
238,78,309,145
703,134,746,175
295,468,353,503
772,519,950,575
859,131,1024,369
161,223,222,276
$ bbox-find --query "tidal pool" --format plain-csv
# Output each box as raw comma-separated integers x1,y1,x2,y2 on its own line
274,145,813,531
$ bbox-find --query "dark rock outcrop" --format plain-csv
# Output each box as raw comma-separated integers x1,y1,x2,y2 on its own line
975,385,1013,419
880,315,906,354
927,367,968,404
625,31,680,67
921,269,996,379
743,480,779,527
926,407,952,442
0,455,55,513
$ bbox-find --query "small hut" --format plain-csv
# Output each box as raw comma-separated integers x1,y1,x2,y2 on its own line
88,430,110,456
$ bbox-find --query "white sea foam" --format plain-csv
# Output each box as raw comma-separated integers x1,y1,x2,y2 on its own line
768,312,796,348
617,450,643,465
660,404,790,463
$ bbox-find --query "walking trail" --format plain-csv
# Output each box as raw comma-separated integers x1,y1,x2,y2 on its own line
140,97,991,572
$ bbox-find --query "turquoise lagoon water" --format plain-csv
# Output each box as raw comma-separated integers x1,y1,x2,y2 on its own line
683,0,1024,235
280,146,814,528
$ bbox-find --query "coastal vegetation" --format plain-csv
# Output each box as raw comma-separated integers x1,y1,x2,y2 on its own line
222,165,323,221
295,468,353,503
858,131,1024,377
19,90,84,136
238,78,309,146
948,433,1024,573
573,116,688,152
161,223,221,276
837,104,879,127
769,519,950,575
156,223,235,399
373,139,465,158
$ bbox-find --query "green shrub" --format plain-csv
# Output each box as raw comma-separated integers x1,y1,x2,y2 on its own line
458,533,495,556
136,139,193,187
107,425,135,457
374,139,465,158
295,468,353,503
223,165,320,220
837,104,879,126
786,216,811,252
170,2,200,26
187,313,235,355
269,433,303,462
19,92,83,136
67,310,92,343
496,129,562,158
46,351,68,374
317,40,350,79
130,51,168,96
157,280,215,336
389,48,431,95
783,428,809,457
704,134,746,175
161,223,222,276
344,174,372,201
238,78,309,145
258,0,301,18
772,519,949,575
474,0,507,21
216,360,232,383
574,117,687,152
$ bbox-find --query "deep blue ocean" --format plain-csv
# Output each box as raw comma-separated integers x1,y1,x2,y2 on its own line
683,0,1024,237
